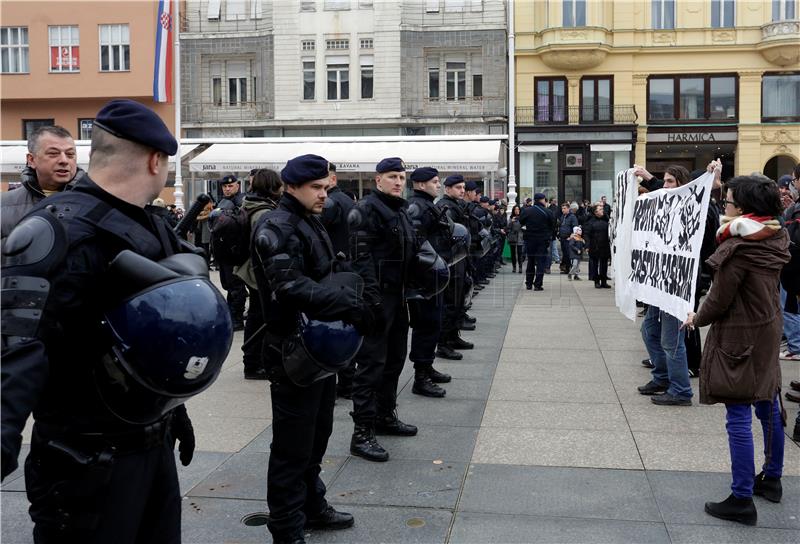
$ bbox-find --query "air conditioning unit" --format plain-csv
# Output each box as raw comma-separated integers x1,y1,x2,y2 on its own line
565,153,583,167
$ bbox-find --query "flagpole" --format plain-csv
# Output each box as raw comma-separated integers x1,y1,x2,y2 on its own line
173,0,183,209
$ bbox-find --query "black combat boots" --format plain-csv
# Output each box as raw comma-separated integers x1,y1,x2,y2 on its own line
704,494,757,526
412,370,446,398
447,333,474,350
428,366,452,383
436,345,463,360
375,412,418,436
304,505,355,530
350,425,389,462
753,471,782,503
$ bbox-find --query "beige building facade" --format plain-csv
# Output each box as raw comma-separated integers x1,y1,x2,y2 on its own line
515,0,800,203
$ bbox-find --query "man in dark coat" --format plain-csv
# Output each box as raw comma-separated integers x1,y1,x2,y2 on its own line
519,192,555,291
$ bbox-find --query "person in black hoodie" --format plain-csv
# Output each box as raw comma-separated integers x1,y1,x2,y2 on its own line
583,203,611,288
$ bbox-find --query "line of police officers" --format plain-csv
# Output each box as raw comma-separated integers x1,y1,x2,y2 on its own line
0,99,507,544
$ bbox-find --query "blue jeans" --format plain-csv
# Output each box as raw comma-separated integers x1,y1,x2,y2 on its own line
725,395,784,498
640,305,693,399
550,240,560,264
780,286,800,354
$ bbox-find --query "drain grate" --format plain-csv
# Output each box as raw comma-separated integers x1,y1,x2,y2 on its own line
241,512,269,527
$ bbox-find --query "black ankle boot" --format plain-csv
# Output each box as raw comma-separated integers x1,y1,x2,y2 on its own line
304,505,355,530
428,366,452,383
595,279,602,289
704,494,757,526
375,412,417,436
436,345,463,360
753,472,782,503
350,425,389,462
447,334,474,350
412,371,446,398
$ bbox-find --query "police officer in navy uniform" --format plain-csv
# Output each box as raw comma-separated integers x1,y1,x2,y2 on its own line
0,100,226,543
406,167,453,398
435,175,472,360
520,191,556,291
348,157,419,462
215,175,248,330
252,154,371,544
319,162,358,398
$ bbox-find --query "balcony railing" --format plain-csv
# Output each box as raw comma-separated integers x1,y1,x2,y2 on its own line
516,105,638,126
182,101,271,124
402,96,507,119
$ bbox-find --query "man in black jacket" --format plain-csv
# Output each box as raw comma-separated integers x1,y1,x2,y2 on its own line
252,154,371,544
349,157,419,462
519,192,555,291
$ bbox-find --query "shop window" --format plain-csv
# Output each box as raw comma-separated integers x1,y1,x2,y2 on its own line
648,75,738,122
519,150,558,203
535,77,567,123
762,72,800,122
563,0,586,27
581,76,612,122
711,0,735,28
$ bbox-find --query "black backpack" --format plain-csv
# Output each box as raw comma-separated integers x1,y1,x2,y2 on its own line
210,206,253,266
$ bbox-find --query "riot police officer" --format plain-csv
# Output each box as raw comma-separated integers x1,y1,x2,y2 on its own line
252,154,372,544
1,100,227,543
407,167,453,398
349,157,419,462
319,162,358,398
435,175,472,359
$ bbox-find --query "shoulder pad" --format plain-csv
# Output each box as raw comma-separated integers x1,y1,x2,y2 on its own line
2,206,67,276
407,202,423,221
254,210,295,256
347,207,366,230
323,197,336,211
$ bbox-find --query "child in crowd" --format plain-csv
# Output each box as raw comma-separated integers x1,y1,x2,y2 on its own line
568,226,585,281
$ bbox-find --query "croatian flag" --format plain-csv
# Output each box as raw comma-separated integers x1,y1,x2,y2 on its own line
153,0,173,103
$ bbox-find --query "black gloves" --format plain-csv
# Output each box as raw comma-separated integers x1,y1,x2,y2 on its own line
170,404,195,467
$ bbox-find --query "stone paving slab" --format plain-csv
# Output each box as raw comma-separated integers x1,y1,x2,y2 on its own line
449,512,671,544
492,361,613,383
305,505,454,543
397,377,493,402
459,464,662,522
0,491,33,544
398,398,487,428
481,400,629,431
666,523,800,544
326,458,467,509
487,378,619,404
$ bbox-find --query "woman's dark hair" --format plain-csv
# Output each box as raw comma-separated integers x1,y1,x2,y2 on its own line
665,165,690,186
250,168,282,199
725,175,783,217
511,205,521,217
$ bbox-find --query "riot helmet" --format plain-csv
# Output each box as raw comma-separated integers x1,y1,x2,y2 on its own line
449,222,470,266
282,272,364,386
95,250,232,424
406,240,450,300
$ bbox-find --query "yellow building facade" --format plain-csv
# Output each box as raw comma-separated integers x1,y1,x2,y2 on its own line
514,0,800,203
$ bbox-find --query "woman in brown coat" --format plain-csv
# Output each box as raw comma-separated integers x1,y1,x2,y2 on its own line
684,175,791,526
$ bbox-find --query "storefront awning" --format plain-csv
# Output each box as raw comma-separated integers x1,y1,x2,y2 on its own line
188,140,503,173
0,143,198,174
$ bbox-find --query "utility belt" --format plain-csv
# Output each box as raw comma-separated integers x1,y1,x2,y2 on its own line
34,416,170,455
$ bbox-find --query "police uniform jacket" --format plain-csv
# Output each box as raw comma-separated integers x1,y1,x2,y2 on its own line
519,203,556,244
436,194,468,227
320,186,355,257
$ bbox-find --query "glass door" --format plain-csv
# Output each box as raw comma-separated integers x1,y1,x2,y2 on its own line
563,173,585,203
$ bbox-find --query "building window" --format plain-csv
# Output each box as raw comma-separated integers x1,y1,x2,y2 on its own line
563,0,586,27
711,0,735,28
429,66,440,100
212,77,222,106
99,24,130,72
446,61,466,100
652,0,675,29
359,38,373,49
360,56,373,99
229,77,247,105
301,40,315,51
326,39,349,50
207,0,221,19
303,60,316,100
327,63,349,100
581,76,612,122
444,0,466,12
648,75,738,121
23,119,55,139
49,25,80,72
78,118,94,140
773,0,797,21
1,27,29,73
426,0,440,12
325,0,350,10
535,77,567,123
359,0,373,8
300,1,316,11
762,72,800,121
473,74,483,98
226,0,247,20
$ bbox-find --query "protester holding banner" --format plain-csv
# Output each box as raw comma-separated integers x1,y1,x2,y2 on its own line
681,175,790,526
583,203,611,288
636,165,694,406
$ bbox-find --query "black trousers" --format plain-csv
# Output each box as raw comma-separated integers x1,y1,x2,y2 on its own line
219,263,247,322
560,238,571,271
588,256,609,281
242,285,265,373
509,244,523,269
26,426,180,544
409,292,443,370
351,293,409,426
267,375,335,542
524,239,548,288
441,261,466,340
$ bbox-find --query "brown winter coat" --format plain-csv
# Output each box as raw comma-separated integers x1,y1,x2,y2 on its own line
695,230,790,405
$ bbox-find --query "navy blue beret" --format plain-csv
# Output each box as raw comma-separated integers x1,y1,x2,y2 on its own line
410,167,438,183
489,199,498,205
376,157,405,173
94,99,177,155
479,196,490,203
220,175,238,185
281,154,330,185
534,192,547,200
445,175,466,187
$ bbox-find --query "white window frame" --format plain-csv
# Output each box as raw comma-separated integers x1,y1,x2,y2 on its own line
78,118,94,140
98,24,130,72
563,0,586,27
445,60,466,101
207,0,221,20
1,27,29,74
226,0,247,21
301,39,316,51
48,25,80,73
359,38,373,49
303,59,316,101
228,77,248,106
652,0,675,30
773,0,797,21
360,55,373,99
251,0,263,19
425,0,440,12
712,0,735,28
327,61,349,101
326,39,349,50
